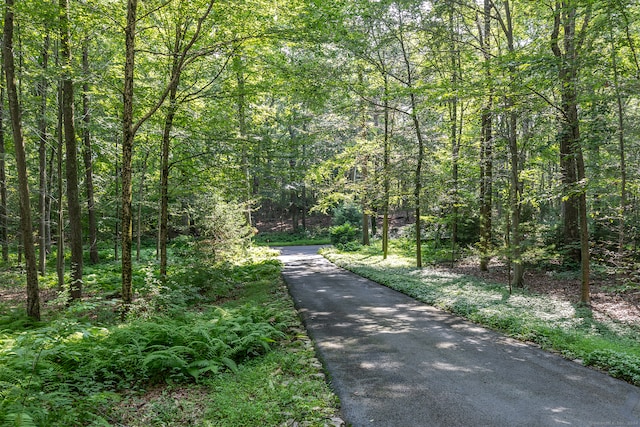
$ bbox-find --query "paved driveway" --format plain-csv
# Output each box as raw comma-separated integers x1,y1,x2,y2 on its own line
279,246,640,427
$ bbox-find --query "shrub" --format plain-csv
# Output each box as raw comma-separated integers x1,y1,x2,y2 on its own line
331,202,362,227
191,193,253,262
330,223,359,246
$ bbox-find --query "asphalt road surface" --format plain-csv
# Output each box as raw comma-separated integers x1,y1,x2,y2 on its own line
279,245,640,427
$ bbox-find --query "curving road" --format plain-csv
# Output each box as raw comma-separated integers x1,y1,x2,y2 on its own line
279,246,640,427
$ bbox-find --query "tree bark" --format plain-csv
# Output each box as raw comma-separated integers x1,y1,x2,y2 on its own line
551,0,590,304
493,0,524,288
382,74,390,260
4,0,41,320
398,23,423,268
159,22,182,277
60,0,83,300
38,35,50,275
234,53,253,228
479,0,493,272
0,61,8,264
136,150,149,262
56,74,65,290
448,6,461,264
122,0,138,307
83,40,99,264
611,35,627,257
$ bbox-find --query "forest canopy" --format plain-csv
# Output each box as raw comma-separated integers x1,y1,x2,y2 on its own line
1,0,640,318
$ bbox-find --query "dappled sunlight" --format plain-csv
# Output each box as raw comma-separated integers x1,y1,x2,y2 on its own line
280,246,640,427
435,341,457,349
431,361,475,373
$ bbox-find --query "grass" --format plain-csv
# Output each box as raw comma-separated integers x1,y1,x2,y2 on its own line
0,243,340,426
321,242,640,387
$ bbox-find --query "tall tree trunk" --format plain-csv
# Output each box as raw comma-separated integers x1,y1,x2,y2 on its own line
382,73,390,260
479,0,493,272
448,6,461,263
136,151,149,262
611,36,627,257
495,1,524,288
38,35,50,275
551,0,590,304
234,53,253,227
398,24,423,268
60,0,83,301
359,90,370,246
82,40,99,264
56,75,65,290
362,189,370,246
46,144,55,254
159,23,182,278
0,61,8,263
123,0,213,303
4,0,40,319
114,133,119,261
122,0,138,307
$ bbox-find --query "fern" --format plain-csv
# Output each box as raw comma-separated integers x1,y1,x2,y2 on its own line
2,412,37,427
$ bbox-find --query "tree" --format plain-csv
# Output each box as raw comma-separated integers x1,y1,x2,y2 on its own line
82,40,99,265
38,33,50,275
123,0,215,303
60,0,83,300
121,0,137,307
551,0,590,304
478,0,493,272
4,0,41,320
0,61,8,264
490,0,524,288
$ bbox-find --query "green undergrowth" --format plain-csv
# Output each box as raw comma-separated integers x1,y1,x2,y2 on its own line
322,245,640,387
0,245,339,426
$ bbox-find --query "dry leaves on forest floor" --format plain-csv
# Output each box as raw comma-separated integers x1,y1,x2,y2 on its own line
445,259,640,326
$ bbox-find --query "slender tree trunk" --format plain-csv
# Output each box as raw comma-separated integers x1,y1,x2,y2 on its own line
82,40,99,264
359,94,370,246
612,37,627,256
301,141,307,231
551,0,590,304
233,54,253,227
122,0,138,307
4,0,40,319
0,62,8,264
479,0,493,272
136,151,149,262
159,101,176,276
410,93,424,269
159,24,182,277
449,7,461,263
395,15,424,267
60,0,83,300
496,1,524,288
56,75,65,290
508,109,523,288
114,133,119,261
123,0,213,302
46,143,55,253
38,35,50,275
382,74,390,259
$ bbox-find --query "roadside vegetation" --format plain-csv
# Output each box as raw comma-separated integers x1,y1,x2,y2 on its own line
321,241,640,387
0,242,340,426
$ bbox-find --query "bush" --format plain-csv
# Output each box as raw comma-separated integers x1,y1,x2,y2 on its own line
330,223,359,246
191,193,253,262
331,202,362,227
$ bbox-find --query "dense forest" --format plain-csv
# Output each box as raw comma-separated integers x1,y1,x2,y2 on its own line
1,0,640,424
4,0,637,315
